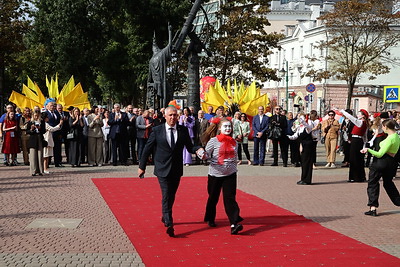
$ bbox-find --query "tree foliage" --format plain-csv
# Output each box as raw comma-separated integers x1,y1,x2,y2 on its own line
19,0,190,106
0,0,31,108
307,0,400,109
201,0,283,85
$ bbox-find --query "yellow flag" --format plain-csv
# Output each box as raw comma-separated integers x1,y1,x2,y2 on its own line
233,79,240,103
214,79,229,101
63,83,85,106
226,80,233,100
72,101,91,111
204,84,226,108
201,101,220,113
46,75,50,89
22,84,40,103
54,73,59,98
27,76,35,91
33,82,46,106
58,76,75,105
239,81,258,105
241,94,269,117
9,91,42,110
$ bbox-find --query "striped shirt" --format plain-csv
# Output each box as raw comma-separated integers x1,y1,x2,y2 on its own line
205,137,238,177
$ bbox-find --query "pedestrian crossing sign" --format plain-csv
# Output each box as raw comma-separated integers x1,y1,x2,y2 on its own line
384,86,400,103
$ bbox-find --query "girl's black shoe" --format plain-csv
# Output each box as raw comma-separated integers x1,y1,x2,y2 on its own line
364,209,377,216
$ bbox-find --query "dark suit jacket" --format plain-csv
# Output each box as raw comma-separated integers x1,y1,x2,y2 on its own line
46,110,60,126
58,111,70,137
108,111,129,139
269,114,288,138
46,110,62,139
252,114,269,139
194,118,209,146
139,123,199,178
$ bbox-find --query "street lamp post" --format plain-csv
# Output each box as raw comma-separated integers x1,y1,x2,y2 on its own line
279,60,289,110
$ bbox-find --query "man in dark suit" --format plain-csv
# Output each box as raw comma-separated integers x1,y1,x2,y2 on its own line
108,103,129,166
252,106,269,166
270,106,289,167
57,104,70,163
81,108,90,164
126,105,138,164
45,101,63,167
194,109,209,164
138,106,204,237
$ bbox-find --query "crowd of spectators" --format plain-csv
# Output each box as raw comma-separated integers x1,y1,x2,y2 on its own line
1,102,400,182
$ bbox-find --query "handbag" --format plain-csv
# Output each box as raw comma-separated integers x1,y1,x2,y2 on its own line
67,132,75,140
235,124,243,143
268,126,282,140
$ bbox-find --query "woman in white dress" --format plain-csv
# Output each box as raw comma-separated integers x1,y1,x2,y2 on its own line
42,112,63,174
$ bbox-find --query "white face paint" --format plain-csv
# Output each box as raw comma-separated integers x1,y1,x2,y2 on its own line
357,112,363,119
220,121,232,135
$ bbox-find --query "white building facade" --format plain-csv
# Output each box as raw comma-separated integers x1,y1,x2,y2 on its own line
264,0,400,115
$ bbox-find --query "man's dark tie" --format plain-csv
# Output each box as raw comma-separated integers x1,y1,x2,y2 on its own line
170,128,175,149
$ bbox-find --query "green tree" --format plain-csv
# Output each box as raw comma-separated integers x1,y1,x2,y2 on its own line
0,0,31,109
307,0,400,109
202,0,283,85
23,0,190,106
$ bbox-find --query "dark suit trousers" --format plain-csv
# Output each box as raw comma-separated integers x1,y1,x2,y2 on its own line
272,137,288,165
367,156,400,207
53,138,62,165
204,173,241,225
128,134,137,162
300,141,314,184
158,175,181,226
253,137,266,164
289,139,300,164
80,135,88,163
349,137,366,181
111,133,127,164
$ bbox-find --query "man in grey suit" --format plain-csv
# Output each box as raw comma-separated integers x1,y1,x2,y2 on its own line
138,106,204,237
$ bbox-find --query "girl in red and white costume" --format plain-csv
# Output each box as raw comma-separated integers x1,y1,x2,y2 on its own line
341,109,369,182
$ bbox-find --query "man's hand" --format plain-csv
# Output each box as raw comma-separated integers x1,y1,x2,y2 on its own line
360,148,368,154
138,168,145,179
196,148,207,160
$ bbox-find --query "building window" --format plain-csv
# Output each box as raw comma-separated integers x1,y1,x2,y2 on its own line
310,43,313,57
291,47,295,60
300,46,303,58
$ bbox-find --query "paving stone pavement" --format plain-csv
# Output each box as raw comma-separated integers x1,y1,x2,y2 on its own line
0,143,399,266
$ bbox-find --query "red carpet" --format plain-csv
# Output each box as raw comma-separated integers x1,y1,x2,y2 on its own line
92,177,400,266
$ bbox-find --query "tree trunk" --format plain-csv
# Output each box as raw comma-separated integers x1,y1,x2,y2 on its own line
0,57,5,111
346,80,355,110
187,51,200,112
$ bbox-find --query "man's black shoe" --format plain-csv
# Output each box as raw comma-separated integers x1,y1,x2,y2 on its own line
270,163,278,166
297,180,310,185
166,226,175,237
259,163,264,166
231,224,243,235
207,221,217,227
112,163,117,166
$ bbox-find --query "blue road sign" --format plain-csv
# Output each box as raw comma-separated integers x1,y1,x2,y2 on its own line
384,86,400,103
306,83,316,93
